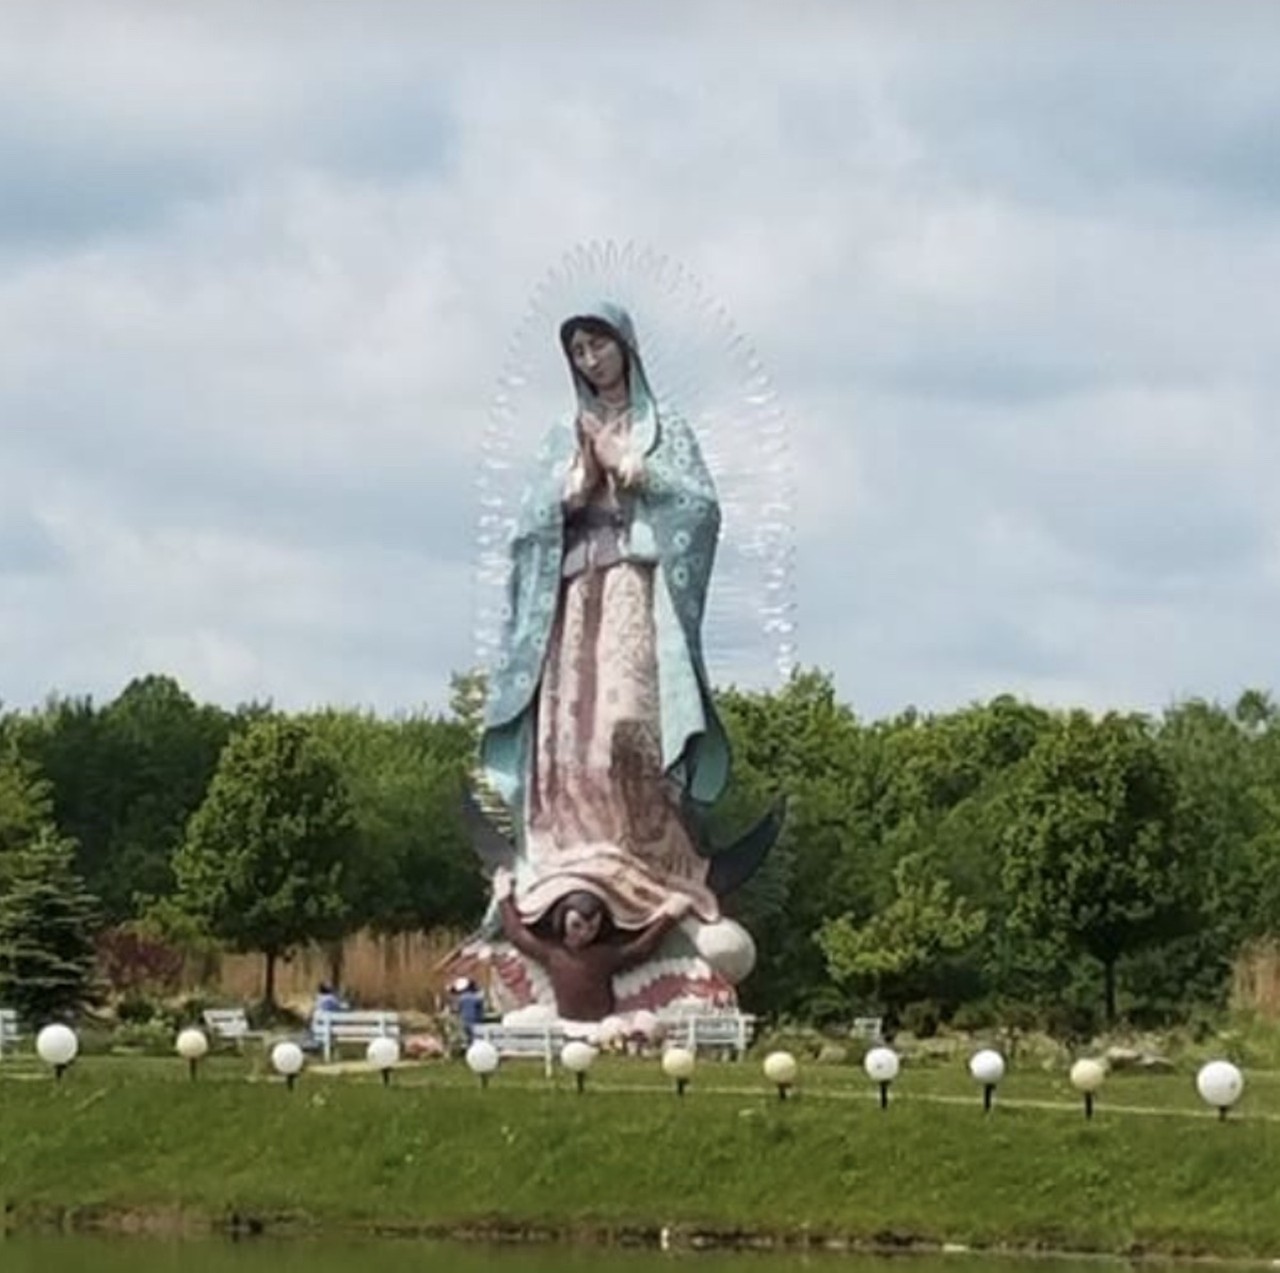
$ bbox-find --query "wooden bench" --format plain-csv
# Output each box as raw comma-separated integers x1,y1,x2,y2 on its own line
470,1022,567,1077
201,1007,261,1048
659,1012,755,1060
312,1010,401,1063
0,1008,19,1058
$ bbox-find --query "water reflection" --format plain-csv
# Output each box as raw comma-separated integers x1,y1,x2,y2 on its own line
0,1236,1114,1273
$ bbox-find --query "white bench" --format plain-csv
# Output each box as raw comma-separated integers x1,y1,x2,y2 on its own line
851,1016,884,1043
312,1010,401,1063
659,1012,755,1060
202,1007,261,1047
470,1023,567,1077
0,1008,19,1058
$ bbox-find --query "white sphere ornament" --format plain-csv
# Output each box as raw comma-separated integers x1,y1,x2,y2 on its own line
630,1010,660,1043
366,1036,400,1084
465,1039,500,1087
968,1048,1006,1111
1070,1058,1106,1093
691,919,757,983
560,1039,597,1093
661,1045,696,1095
763,1049,798,1099
596,1015,626,1048
969,1048,1005,1084
1196,1060,1244,1120
864,1046,900,1083
176,1027,210,1080
36,1024,78,1079
1069,1058,1107,1119
864,1046,900,1108
176,1027,209,1060
271,1040,305,1089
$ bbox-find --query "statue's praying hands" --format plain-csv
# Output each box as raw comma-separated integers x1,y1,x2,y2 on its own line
580,412,644,490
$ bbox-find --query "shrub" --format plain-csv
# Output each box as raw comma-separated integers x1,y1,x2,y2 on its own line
111,1019,176,1055
1043,997,1100,1044
950,999,999,1033
115,993,162,1025
901,999,942,1039
96,927,184,995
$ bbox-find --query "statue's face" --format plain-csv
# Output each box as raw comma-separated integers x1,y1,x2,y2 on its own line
563,906,603,949
568,328,626,396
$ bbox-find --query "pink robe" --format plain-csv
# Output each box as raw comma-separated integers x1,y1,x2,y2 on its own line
516,427,720,931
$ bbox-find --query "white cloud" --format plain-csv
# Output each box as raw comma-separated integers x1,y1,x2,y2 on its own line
2,0,1279,720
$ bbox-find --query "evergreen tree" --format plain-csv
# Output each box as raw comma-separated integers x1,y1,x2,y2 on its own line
0,827,102,1024
0,744,54,857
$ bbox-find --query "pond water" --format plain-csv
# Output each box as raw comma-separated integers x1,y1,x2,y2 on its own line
0,1235,1107,1273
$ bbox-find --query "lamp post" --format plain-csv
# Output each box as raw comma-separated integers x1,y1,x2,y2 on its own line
560,1040,597,1094
1069,1058,1106,1120
176,1027,210,1081
762,1050,798,1101
465,1039,500,1089
366,1036,400,1087
661,1046,696,1097
271,1040,305,1091
1196,1060,1244,1121
864,1046,900,1109
968,1048,1005,1112
36,1024,78,1082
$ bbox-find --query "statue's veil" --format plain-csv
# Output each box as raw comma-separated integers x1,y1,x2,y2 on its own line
474,242,796,695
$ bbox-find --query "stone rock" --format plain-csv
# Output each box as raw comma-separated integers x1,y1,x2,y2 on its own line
1105,1045,1173,1072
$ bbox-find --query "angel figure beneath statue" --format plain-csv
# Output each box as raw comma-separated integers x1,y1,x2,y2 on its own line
493,866,693,1026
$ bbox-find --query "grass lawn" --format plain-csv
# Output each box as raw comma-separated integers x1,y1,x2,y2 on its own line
2,1044,1278,1257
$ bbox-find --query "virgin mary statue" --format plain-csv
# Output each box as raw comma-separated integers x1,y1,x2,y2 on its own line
466,299,778,1024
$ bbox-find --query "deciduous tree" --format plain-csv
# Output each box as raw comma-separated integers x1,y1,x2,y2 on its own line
1003,711,1190,1023
173,717,356,1008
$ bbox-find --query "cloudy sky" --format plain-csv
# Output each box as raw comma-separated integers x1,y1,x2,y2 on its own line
4,0,1280,722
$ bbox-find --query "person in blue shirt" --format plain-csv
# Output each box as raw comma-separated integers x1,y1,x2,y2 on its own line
306,982,350,1052
450,978,486,1048
315,982,348,1015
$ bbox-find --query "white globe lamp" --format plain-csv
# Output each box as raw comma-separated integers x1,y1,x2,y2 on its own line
1196,1060,1244,1121
36,1024,79,1081
366,1036,400,1085
176,1027,210,1081
560,1039,597,1093
968,1048,1006,1112
661,1046,696,1096
864,1046,901,1109
465,1039,500,1088
1069,1058,1107,1119
271,1040,305,1090
762,1049,798,1101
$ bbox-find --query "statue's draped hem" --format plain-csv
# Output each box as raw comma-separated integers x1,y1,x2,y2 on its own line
522,556,720,923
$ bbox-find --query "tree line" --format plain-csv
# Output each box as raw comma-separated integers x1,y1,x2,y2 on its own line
2,669,1278,1034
